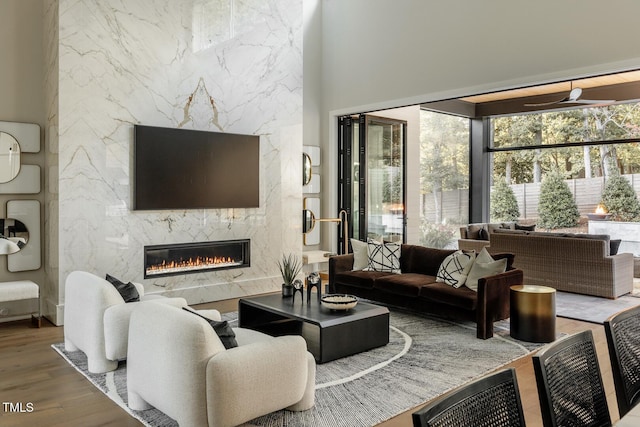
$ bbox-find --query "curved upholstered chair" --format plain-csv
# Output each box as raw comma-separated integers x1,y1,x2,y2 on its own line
412,368,525,427
532,330,611,427
127,303,316,427
64,270,188,373
604,305,640,418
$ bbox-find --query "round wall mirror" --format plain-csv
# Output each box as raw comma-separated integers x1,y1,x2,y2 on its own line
0,132,21,183
303,153,312,185
0,218,29,255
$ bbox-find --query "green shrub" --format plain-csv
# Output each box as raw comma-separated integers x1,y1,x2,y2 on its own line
601,169,640,221
420,222,455,249
490,178,520,222
538,171,580,229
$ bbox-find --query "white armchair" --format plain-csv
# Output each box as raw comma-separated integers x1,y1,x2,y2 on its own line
127,303,316,427
64,270,188,373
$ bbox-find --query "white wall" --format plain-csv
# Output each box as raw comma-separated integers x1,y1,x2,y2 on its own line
0,1,46,292
322,0,640,112
319,0,640,247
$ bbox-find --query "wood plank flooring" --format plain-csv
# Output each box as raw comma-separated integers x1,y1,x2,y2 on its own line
0,298,623,427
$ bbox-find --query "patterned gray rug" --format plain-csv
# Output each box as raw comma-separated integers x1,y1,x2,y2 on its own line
555,291,640,324
52,308,543,427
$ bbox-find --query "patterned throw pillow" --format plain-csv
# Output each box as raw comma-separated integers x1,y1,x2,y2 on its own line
364,239,401,273
436,250,476,288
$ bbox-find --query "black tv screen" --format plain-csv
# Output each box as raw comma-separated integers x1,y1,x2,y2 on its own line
133,125,260,210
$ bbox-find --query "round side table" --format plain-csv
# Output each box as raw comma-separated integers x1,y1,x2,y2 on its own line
510,285,556,343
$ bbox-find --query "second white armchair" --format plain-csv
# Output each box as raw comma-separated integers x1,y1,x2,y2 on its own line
127,302,316,427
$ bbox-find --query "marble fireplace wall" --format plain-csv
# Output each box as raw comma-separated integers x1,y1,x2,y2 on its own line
51,0,302,324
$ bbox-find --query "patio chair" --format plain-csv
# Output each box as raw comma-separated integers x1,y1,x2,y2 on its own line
412,368,525,427
604,305,640,418
532,330,611,427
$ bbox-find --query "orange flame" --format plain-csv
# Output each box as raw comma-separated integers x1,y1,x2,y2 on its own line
595,204,608,214
146,255,240,275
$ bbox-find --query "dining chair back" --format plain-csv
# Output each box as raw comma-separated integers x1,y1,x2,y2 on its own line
604,305,640,418
412,368,525,427
532,330,611,427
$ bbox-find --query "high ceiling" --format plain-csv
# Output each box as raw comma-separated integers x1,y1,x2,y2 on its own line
421,70,640,118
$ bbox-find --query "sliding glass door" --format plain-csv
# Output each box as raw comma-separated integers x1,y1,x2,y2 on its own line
338,114,407,250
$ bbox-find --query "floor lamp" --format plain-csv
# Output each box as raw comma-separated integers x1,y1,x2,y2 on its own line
303,209,349,254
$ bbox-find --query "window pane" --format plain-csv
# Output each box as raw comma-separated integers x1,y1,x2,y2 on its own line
492,103,640,149
367,118,404,242
489,143,640,231
419,110,470,248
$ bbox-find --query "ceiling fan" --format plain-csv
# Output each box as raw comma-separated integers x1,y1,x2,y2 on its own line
524,85,615,107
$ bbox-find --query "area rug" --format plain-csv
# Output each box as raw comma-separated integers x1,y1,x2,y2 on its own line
52,308,543,427
555,291,640,324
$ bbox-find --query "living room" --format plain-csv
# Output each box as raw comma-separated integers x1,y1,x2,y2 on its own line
3,0,640,426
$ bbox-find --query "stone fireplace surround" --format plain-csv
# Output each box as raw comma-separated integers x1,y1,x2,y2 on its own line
44,0,303,325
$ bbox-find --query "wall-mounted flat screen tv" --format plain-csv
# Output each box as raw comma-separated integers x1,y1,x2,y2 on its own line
133,125,260,210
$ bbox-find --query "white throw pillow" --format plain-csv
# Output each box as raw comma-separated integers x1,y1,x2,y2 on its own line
465,247,507,291
436,250,476,288
351,238,370,270
364,239,401,273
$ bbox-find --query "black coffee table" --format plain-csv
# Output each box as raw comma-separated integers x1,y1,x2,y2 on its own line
238,294,389,363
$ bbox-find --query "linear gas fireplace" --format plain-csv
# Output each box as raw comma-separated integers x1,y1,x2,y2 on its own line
144,239,250,278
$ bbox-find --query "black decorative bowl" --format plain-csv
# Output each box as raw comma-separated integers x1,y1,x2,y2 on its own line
321,294,358,311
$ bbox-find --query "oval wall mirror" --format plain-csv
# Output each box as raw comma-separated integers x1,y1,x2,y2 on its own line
0,132,21,183
302,209,315,233
0,218,29,255
303,153,312,186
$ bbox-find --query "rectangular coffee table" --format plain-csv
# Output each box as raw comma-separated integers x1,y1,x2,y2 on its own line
238,294,389,363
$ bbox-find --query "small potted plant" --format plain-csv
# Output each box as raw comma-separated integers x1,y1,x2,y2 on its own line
278,253,302,298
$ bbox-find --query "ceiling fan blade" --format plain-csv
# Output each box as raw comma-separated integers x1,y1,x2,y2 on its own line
524,98,567,107
559,99,616,105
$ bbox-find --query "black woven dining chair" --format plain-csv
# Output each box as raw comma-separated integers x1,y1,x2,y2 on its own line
604,305,640,418
412,368,526,427
532,330,611,427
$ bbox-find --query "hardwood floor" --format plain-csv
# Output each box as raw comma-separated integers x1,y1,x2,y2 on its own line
0,300,623,427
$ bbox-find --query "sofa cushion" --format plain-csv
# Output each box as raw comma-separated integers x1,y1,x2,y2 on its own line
374,273,438,297
436,250,476,288
488,223,514,233
466,224,485,239
492,228,529,236
364,240,401,273
515,223,536,231
350,238,369,270
419,282,478,311
333,270,392,289
610,239,622,255
400,245,456,276
465,248,508,291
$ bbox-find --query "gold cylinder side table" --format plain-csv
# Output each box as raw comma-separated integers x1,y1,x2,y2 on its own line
510,285,556,343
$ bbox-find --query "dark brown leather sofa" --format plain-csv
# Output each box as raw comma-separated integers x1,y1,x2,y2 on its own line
329,244,524,339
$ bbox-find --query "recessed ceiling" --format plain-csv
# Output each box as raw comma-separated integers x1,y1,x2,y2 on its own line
422,70,640,118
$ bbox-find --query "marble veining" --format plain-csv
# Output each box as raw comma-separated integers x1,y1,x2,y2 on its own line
54,0,303,313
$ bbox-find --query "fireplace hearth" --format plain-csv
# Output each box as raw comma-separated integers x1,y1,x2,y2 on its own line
144,239,250,278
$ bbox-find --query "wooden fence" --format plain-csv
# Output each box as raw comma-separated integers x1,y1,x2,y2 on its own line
421,173,640,223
